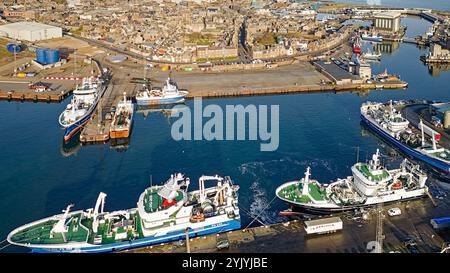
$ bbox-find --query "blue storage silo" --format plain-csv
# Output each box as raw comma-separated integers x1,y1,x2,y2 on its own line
36,48,47,65
6,43,22,54
45,49,60,64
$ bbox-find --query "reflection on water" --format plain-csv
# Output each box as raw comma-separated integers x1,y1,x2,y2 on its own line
110,137,130,152
372,41,401,55
426,63,450,77
136,104,188,121
60,131,82,157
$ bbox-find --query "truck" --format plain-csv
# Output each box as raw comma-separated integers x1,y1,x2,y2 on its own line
304,217,343,235
430,216,450,229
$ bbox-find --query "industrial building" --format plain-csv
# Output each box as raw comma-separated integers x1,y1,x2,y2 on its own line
0,21,62,42
373,12,401,33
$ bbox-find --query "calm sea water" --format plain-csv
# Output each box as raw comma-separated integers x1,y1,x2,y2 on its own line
1,16,449,252
328,0,450,11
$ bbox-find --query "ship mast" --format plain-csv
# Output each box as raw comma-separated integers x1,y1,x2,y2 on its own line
302,167,311,196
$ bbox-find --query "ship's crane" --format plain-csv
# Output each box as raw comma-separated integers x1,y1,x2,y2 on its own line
50,204,74,242
92,192,107,233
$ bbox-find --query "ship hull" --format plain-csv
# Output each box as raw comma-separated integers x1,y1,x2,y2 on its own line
361,114,450,174
63,114,91,142
110,110,134,139
110,130,130,139
28,219,240,253
287,195,425,214
136,95,186,106
61,84,107,142
361,37,383,42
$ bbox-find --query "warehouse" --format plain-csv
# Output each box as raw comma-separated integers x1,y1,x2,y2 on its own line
0,21,62,42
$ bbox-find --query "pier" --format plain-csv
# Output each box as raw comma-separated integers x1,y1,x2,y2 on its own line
0,88,71,102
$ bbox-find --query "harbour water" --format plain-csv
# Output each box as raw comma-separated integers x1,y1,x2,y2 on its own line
328,0,450,11
0,15,449,252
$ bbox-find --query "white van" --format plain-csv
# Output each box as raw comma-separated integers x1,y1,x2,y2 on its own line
388,208,402,217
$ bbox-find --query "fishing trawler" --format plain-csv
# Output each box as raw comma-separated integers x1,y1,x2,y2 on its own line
135,77,188,106
352,36,362,54
361,33,383,42
59,76,106,142
110,92,134,139
361,101,450,174
363,50,381,61
7,173,240,253
276,149,428,214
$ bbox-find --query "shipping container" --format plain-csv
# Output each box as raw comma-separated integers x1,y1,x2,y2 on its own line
304,217,343,235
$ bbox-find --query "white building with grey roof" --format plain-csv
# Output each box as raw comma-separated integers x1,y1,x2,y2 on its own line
0,21,62,42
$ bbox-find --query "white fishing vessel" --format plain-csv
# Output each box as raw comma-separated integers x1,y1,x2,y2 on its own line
135,77,188,106
7,173,241,253
276,149,428,213
363,49,382,60
361,101,450,174
58,76,106,142
361,33,383,42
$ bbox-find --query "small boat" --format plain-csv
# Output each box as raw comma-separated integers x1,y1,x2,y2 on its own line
361,33,383,42
363,50,382,60
110,92,134,139
135,77,188,106
352,36,362,54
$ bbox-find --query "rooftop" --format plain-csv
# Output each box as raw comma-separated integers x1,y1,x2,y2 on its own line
374,11,402,19
0,21,62,32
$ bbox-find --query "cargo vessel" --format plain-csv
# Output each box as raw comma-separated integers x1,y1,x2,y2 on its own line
110,92,134,139
276,149,428,214
59,76,106,142
361,101,450,174
135,77,188,106
7,173,240,253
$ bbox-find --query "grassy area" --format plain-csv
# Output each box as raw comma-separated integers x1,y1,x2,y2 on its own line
70,26,83,36
256,32,277,46
186,33,216,46
0,38,13,66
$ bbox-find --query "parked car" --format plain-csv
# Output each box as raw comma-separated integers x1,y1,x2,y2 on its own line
403,237,419,253
216,239,230,250
388,208,402,217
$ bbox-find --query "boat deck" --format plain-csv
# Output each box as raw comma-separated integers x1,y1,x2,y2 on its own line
278,182,326,203
10,214,89,245
143,188,183,213
357,164,389,182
